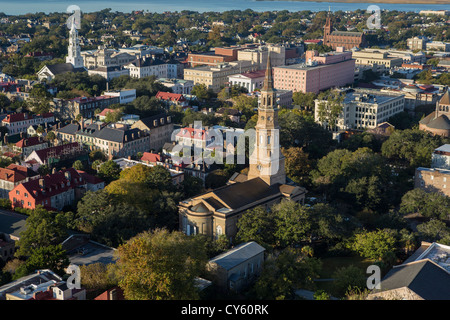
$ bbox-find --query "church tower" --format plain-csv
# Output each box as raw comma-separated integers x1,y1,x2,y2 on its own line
324,9,332,45
66,22,84,68
247,53,286,186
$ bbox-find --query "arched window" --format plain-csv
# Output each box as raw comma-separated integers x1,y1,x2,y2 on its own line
216,225,223,239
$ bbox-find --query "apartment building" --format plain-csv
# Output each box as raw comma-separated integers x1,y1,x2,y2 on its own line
131,113,173,152
1,112,55,135
60,95,120,120
9,168,88,210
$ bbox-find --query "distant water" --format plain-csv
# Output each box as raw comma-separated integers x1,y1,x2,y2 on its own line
0,0,448,15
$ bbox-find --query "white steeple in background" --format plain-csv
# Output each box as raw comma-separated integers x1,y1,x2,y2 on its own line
66,19,84,68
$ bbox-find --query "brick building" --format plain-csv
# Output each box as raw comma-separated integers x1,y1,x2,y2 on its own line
273,49,355,93
419,91,450,137
9,168,89,211
323,14,365,50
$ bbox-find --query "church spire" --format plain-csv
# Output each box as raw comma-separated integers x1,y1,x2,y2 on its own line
262,52,274,92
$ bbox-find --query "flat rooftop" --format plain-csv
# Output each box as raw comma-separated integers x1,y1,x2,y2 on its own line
415,243,450,273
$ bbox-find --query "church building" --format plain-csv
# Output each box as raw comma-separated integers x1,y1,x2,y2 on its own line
323,12,365,50
178,55,307,241
37,18,86,81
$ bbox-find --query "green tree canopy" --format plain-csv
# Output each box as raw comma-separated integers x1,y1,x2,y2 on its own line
116,229,208,300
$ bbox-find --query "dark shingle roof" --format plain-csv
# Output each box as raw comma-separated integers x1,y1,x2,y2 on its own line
45,63,85,75
138,113,170,130
57,123,80,135
212,177,281,210
375,259,450,300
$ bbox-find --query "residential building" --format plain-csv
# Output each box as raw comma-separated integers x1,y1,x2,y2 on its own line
87,66,130,81
0,269,85,300
9,168,93,211
13,136,48,158
215,108,241,123
24,142,88,170
155,91,189,107
113,157,184,185
156,78,194,95
131,113,174,152
60,95,120,120
314,88,405,132
72,123,150,159
273,49,355,94
1,112,54,135
184,60,258,92
205,241,265,292
0,164,35,199
178,57,307,241
419,91,450,137
323,13,365,50
103,89,137,105
368,242,450,300
61,234,116,266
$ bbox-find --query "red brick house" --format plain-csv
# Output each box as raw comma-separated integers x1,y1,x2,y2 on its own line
9,168,94,211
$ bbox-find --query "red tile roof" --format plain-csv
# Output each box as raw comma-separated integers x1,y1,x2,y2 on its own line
0,167,27,183
75,170,104,185
140,152,162,163
155,91,186,102
176,127,206,139
17,168,85,202
97,108,116,117
15,136,45,148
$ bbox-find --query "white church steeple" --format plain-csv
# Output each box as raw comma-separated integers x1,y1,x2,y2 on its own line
66,22,84,68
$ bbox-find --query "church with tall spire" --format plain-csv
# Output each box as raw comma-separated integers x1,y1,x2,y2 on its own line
247,53,286,185
66,22,84,69
178,54,306,242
